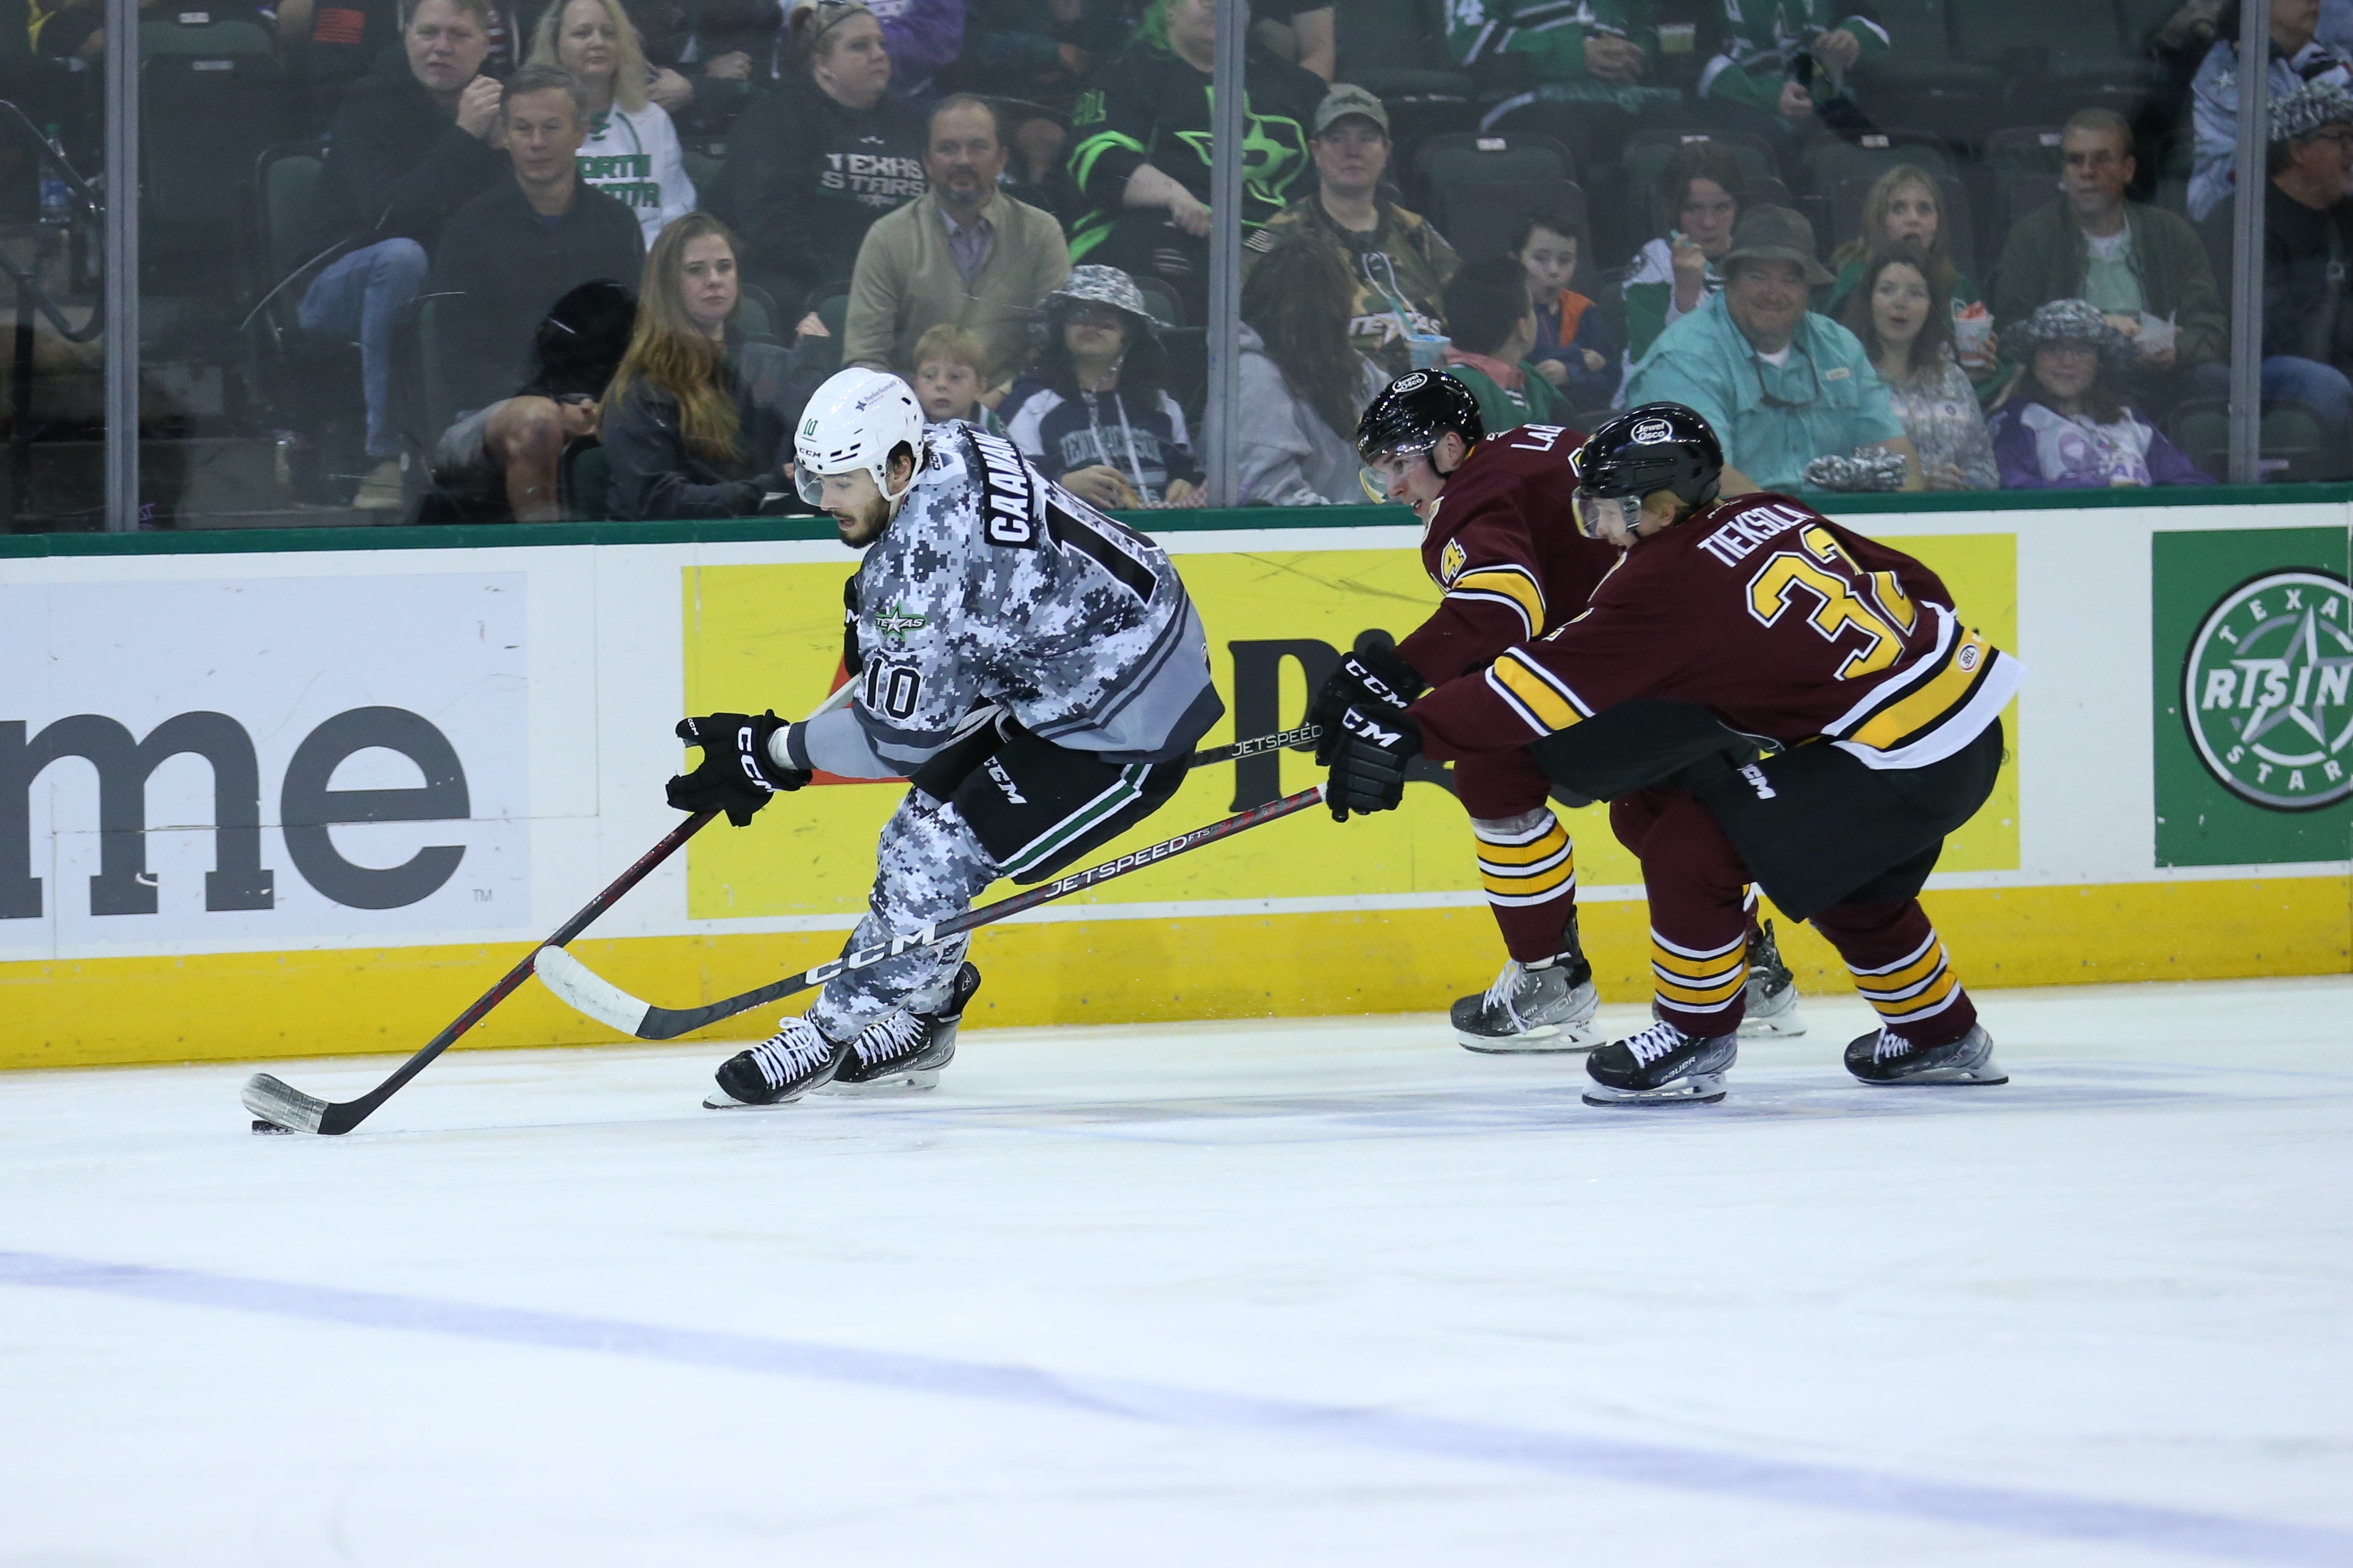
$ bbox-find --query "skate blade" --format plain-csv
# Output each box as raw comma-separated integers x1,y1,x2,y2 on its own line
701,1091,812,1110
817,1067,944,1095
1458,1026,1604,1054
1583,1074,1728,1107
1856,1064,2008,1087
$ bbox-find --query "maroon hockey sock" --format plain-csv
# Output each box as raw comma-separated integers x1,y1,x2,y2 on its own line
1632,794,1752,1037
1811,897,1979,1047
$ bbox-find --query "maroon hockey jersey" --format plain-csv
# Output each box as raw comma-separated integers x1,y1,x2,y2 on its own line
1394,423,1616,685
1412,492,2024,772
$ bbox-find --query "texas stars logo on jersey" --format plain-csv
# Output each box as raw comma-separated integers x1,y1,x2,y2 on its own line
2184,570,2353,808
875,600,929,644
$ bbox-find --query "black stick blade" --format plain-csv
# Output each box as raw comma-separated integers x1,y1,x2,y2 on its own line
242,1073,328,1136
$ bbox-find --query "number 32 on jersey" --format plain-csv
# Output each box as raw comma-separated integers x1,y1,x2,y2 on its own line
1744,524,1917,680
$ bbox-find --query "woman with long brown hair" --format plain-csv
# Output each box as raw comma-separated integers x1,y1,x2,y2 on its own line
1236,235,1387,504
602,213,802,519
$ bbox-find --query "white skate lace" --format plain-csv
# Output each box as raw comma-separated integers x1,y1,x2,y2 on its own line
1872,1028,1914,1063
1482,960,1528,1013
854,1009,925,1066
750,1022,833,1087
1624,1019,1689,1067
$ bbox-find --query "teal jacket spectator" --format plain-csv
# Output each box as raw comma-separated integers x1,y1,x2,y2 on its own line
1624,207,1919,491
1624,293,1904,490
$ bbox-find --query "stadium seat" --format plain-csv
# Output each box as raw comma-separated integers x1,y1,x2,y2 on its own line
1945,0,2160,124
1802,129,1958,194
1409,131,1576,260
1452,178,1584,266
559,436,609,520
1135,276,1184,329
1621,127,1779,208
1333,0,1474,105
142,52,292,298
139,14,274,55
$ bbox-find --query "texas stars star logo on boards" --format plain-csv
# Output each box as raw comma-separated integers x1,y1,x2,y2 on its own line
2183,570,2353,810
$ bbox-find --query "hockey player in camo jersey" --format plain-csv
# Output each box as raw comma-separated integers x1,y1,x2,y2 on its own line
666,367,1224,1108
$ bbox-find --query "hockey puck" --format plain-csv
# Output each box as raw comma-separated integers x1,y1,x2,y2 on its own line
251,1118,295,1136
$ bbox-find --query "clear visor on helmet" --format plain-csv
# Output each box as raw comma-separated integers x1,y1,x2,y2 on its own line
1357,442,1435,504
1572,487,1637,541
796,464,868,509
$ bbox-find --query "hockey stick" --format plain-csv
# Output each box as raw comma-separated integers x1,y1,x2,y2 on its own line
241,687,856,1136
535,782,1328,1041
1185,720,1321,770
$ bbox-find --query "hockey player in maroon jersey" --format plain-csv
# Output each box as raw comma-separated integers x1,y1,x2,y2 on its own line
1310,372,1803,1054
1324,403,2021,1105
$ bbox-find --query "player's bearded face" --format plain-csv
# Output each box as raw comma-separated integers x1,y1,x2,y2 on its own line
817,469,892,545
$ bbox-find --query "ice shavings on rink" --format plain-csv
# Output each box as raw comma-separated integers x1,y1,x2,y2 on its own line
2,975,2349,1566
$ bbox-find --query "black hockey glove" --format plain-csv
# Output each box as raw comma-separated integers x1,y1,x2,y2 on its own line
1309,629,1427,765
1325,703,1421,822
666,710,810,827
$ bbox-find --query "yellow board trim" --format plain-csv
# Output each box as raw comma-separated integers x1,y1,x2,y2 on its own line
2,877,2344,1072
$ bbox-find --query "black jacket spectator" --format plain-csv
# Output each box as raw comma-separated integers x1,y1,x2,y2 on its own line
709,58,928,314
430,178,644,412
305,51,507,253
2263,175,2353,373
603,338,804,517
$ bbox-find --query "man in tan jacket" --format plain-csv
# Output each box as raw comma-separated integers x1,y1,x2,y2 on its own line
843,94,1071,386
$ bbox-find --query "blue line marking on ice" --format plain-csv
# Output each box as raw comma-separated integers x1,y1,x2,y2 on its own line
4,1246,2345,1566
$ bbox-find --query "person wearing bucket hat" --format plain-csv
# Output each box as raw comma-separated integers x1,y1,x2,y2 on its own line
2239,79,2353,456
1624,205,1923,493
1985,300,2214,489
1002,264,1206,508
1247,84,1463,378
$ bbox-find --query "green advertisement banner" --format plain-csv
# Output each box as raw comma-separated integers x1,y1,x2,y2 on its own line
2153,527,2353,867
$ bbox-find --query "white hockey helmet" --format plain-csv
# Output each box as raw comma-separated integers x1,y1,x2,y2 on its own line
794,367,925,508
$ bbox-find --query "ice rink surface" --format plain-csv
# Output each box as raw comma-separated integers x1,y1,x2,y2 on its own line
3,975,2350,1567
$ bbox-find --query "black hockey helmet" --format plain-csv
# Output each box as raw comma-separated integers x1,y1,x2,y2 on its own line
1356,370,1485,465
1570,403,1724,540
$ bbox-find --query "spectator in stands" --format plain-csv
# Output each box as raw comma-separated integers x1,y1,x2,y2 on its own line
712,0,928,318
1843,248,1995,491
1816,162,1986,352
297,0,506,511
1439,258,1571,432
1066,0,1326,325
1236,236,1388,504
2243,82,2353,452
2191,0,2352,221
1994,108,2228,408
1512,209,1620,410
532,0,698,249
860,0,965,95
1625,205,1922,491
1247,86,1460,378
911,323,1009,435
1259,2,1336,81
842,94,1072,383
429,66,646,520
946,0,1133,194
633,0,785,135
1003,265,1204,507
1621,140,1746,367
1445,0,1679,166
1986,300,2212,488
603,213,804,519
1697,0,1886,151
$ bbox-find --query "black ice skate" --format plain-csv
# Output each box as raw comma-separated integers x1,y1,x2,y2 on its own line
1845,1023,2007,1086
1583,1019,1737,1106
1738,917,1807,1038
1452,951,1602,1053
708,1017,849,1108
826,962,983,1094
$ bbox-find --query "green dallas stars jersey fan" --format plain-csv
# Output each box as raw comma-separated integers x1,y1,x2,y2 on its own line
1065,36,1328,263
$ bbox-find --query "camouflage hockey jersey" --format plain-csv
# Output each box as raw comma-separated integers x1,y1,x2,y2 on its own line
787,424,1224,779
